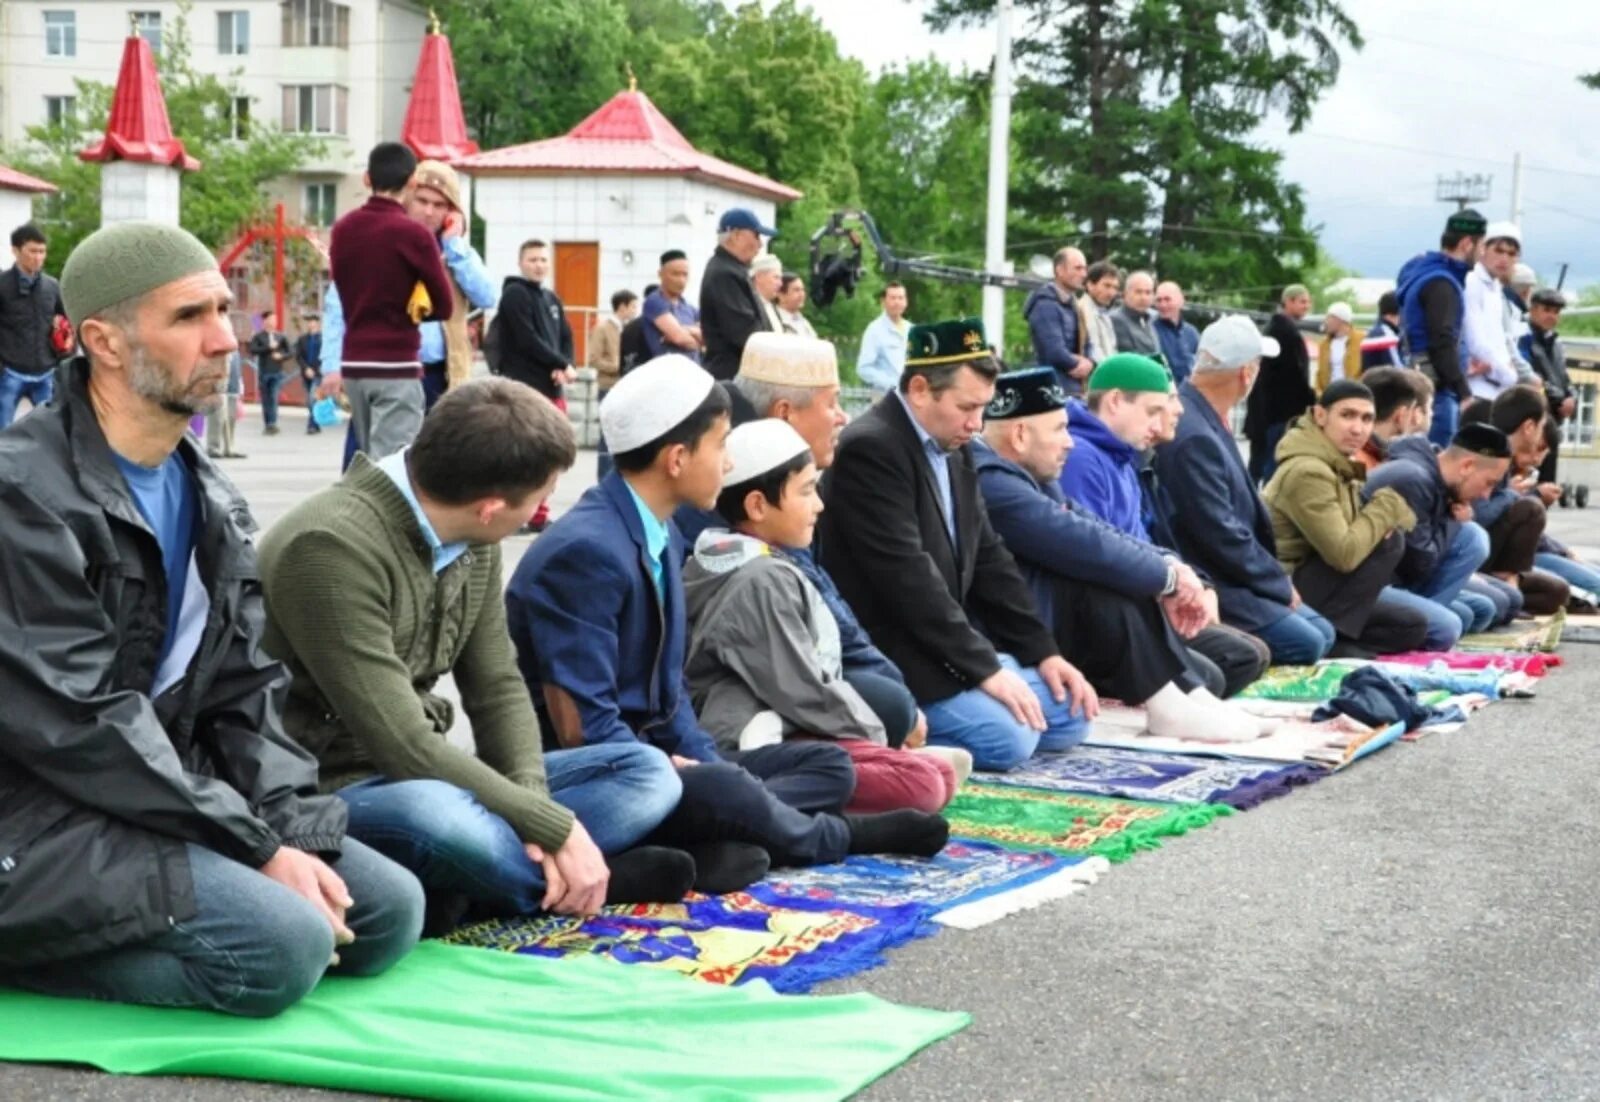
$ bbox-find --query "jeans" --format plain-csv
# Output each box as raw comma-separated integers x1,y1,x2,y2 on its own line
258,371,286,428
844,668,918,747
1428,390,1460,448
1416,522,1489,608
422,362,448,412
1251,605,1337,664
921,654,1090,772
337,741,682,915
0,366,54,427
1379,585,1464,650
1465,574,1520,625
4,839,422,1018
1537,552,1600,595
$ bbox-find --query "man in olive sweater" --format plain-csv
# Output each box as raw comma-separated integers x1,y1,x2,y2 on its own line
261,379,690,926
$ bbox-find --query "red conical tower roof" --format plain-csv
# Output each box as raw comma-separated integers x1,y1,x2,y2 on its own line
401,25,479,163
80,33,199,169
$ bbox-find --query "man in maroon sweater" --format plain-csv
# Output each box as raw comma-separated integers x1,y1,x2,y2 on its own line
328,142,453,459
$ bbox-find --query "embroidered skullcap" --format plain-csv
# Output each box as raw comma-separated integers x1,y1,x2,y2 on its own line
986,368,1067,420
1445,208,1488,236
738,332,839,390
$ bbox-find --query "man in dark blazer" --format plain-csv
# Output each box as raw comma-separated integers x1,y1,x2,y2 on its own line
819,318,1097,772
1244,284,1314,484
1155,316,1336,665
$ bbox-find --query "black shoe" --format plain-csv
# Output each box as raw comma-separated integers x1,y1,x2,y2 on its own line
307,424,322,435
1578,485,1590,509
683,841,770,894
1560,483,1572,508
605,846,696,905
846,810,949,858
421,891,473,938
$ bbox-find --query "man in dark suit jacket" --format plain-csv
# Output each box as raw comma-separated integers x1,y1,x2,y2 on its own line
1244,284,1314,484
1156,316,1336,665
818,318,1097,772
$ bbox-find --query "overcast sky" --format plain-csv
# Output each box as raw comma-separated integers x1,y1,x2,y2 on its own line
784,0,1600,288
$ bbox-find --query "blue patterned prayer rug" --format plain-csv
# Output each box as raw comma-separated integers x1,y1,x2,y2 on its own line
972,745,1326,809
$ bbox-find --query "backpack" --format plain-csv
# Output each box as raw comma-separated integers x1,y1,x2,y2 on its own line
482,313,505,375
618,314,651,375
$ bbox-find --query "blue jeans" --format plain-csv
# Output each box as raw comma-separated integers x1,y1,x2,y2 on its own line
1466,573,1520,626
1536,552,1600,595
259,371,286,428
922,654,1089,772
1379,585,1464,650
337,741,682,915
1428,390,1460,448
1252,605,1336,664
1416,522,1489,608
3,839,423,1018
0,366,54,426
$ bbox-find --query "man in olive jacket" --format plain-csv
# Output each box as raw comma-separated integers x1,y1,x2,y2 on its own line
0,222,422,1017
1262,379,1428,655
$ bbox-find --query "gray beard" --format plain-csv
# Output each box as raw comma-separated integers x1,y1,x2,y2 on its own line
128,344,224,418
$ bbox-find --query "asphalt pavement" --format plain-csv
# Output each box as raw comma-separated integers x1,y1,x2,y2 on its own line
4,409,1600,1102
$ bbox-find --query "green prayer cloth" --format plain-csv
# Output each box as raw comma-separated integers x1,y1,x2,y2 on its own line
944,783,1231,861
0,941,968,1102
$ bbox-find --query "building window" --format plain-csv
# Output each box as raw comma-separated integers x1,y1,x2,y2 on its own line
131,11,162,56
304,182,338,228
230,96,250,139
281,0,350,48
217,11,250,55
44,95,76,127
282,84,349,135
44,11,76,57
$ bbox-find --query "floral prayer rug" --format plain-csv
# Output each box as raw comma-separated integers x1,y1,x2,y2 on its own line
1378,650,1562,677
751,840,1112,930
972,746,1325,810
441,891,936,994
941,784,1231,862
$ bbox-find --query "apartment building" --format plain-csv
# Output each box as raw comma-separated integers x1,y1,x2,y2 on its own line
0,0,428,229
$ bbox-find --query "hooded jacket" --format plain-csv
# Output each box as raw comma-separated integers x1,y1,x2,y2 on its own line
1362,434,1456,587
1023,282,1088,394
1395,251,1471,398
683,531,885,753
497,275,574,399
1058,399,1149,540
1263,413,1416,574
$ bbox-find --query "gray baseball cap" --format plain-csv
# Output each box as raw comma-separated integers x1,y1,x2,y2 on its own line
1197,314,1280,371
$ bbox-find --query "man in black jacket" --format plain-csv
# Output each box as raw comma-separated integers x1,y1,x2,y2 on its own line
498,238,575,531
0,223,69,427
1245,284,1313,484
819,317,1097,772
0,221,422,1016
700,208,775,380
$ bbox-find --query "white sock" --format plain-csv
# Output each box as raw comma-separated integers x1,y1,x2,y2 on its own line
914,745,974,789
1148,682,1261,743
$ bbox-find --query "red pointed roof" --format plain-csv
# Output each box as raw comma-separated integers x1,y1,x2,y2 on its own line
0,164,58,194
457,89,800,202
401,31,479,163
80,35,200,170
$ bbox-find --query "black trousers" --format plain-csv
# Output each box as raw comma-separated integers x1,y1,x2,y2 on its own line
1486,497,1546,575
843,669,918,748
1186,623,1271,698
1049,575,1198,703
1292,532,1428,655
643,742,854,867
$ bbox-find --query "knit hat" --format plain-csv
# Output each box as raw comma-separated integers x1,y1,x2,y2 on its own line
60,221,218,328
1445,208,1488,236
1087,352,1172,394
986,367,1068,420
1451,422,1510,459
738,332,839,389
724,419,812,486
1484,220,1521,247
601,354,717,453
412,159,463,211
1318,379,1373,408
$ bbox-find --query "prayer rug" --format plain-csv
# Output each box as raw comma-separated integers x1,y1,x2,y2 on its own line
1238,661,1508,703
942,784,1231,862
751,840,1112,930
1459,610,1565,653
1085,709,1407,769
973,745,1325,810
1379,649,1562,676
442,889,936,994
0,942,968,1102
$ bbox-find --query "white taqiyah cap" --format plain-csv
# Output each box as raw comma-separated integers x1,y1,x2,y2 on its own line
724,418,812,486
1512,262,1536,286
738,331,839,389
1485,220,1521,246
1196,314,1280,372
1325,301,1353,324
749,253,783,275
601,354,717,453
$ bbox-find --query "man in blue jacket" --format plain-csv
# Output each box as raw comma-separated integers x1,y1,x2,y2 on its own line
1155,316,1337,664
1395,208,1487,447
1061,352,1174,539
1023,246,1092,394
1154,281,1200,384
507,356,949,886
976,368,1260,741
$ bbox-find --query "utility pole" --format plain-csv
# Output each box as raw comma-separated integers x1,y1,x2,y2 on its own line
1509,151,1524,226
982,0,1013,350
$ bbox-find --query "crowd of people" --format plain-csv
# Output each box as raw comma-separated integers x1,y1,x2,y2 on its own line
1,140,1598,1028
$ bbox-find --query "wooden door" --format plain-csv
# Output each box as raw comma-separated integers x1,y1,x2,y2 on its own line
554,241,600,365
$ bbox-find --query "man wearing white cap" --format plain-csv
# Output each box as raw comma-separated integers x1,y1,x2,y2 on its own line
1463,221,1525,403
749,254,786,334
508,356,950,886
1154,316,1338,665
1315,301,1362,392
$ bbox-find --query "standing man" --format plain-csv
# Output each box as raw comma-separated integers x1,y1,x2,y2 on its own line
1520,287,1572,485
248,312,292,436
750,254,786,333
701,208,777,380
294,313,322,435
1463,221,1524,405
326,142,454,460
857,282,911,397
1023,246,1092,394
1080,262,1121,363
776,271,817,338
206,347,246,460
407,160,498,410
498,239,575,534
1153,280,1199,384
641,251,703,362
1395,208,1487,448
1111,271,1160,358
820,317,1097,772
0,224,69,427
1361,291,1405,372
1246,284,1314,485
588,289,638,396
1315,302,1363,392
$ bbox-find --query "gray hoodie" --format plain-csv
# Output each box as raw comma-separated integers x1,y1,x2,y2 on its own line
682,530,886,753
